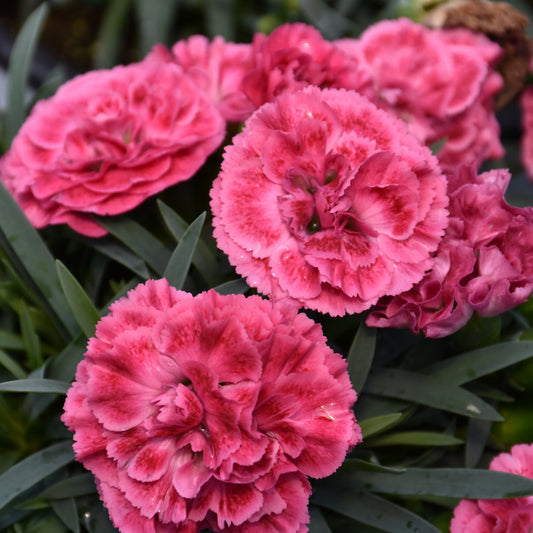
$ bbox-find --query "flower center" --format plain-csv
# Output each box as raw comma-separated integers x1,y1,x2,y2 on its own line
154,382,204,430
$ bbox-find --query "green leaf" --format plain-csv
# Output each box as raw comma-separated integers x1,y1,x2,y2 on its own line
364,368,503,421
341,467,533,499
47,335,86,383
81,499,119,533
99,216,171,276
94,0,134,69
89,239,151,279
28,67,66,108
359,413,403,439
41,474,96,500
50,498,79,533
0,348,27,380
465,418,492,468
313,482,440,533
297,0,353,39
423,341,533,385
368,431,463,447
0,330,24,350
205,0,235,39
158,201,220,285
24,512,68,533
0,441,74,510
135,0,180,56
163,212,206,290
18,300,42,369
4,3,49,146
341,459,406,474
347,321,376,393
0,183,78,339
0,378,70,394
309,505,332,533
214,279,250,295
56,261,100,338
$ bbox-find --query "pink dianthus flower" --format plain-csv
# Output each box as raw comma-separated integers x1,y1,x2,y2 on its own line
0,59,225,237
520,85,533,182
146,36,255,123
451,444,533,533
62,279,360,533
367,166,533,337
338,18,504,174
241,22,369,110
210,86,448,316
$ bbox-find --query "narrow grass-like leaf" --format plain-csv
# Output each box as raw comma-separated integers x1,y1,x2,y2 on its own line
5,3,48,146
0,348,27,379
158,201,220,285
51,498,79,533
41,474,96,499
423,341,533,385
465,418,492,468
94,0,133,69
342,467,533,498
99,216,171,276
0,183,78,339
0,378,69,394
364,368,503,421
82,499,119,533
368,431,463,447
313,482,440,533
47,335,86,383
341,459,405,474
56,261,100,338
164,212,206,290
298,0,353,39
89,239,150,279
0,509,31,531
214,279,250,295
18,300,41,369
205,0,235,39
468,382,514,402
0,441,74,510
309,505,333,533
135,0,179,56
15,496,49,510
0,330,24,350
359,413,403,439
347,322,376,392
355,395,411,420
28,67,66,108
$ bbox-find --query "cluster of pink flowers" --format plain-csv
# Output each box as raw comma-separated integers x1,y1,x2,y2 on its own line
367,165,533,337
338,18,504,174
451,444,533,532
1,14,533,532
62,279,360,532
0,17,506,238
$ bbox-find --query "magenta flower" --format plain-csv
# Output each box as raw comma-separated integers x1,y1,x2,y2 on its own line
0,59,225,237
367,166,533,337
241,22,369,110
62,279,360,532
211,86,448,316
146,36,255,123
338,18,504,173
451,444,533,532
521,86,533,182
